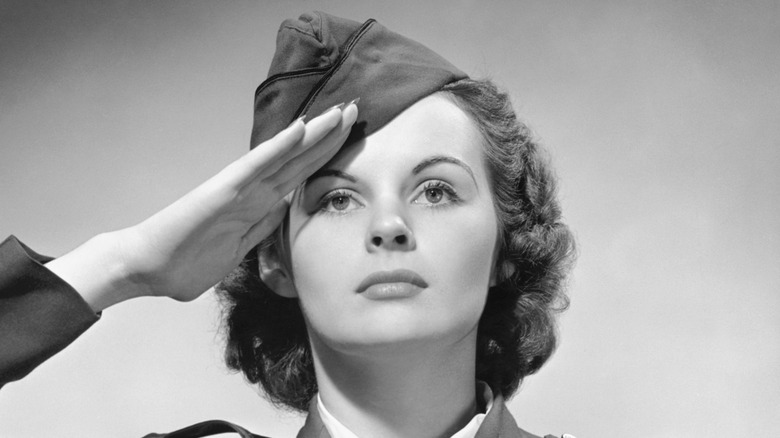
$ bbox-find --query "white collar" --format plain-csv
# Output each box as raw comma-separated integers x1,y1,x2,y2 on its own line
316,381,494,438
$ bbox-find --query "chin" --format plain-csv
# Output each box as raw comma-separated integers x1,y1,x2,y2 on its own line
309,311,481,356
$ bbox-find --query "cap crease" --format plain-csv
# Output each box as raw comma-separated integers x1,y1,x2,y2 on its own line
293,19,377,119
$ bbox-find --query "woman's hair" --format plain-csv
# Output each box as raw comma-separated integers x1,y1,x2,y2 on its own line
217,78,575,412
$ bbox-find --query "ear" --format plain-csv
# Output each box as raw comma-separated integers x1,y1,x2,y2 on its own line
258,248,297,298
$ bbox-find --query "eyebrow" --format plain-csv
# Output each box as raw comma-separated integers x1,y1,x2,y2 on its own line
306,168,357,184
412,155,477,187
305,155,478,187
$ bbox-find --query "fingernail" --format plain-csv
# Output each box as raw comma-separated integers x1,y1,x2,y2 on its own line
348,97,360,107
287,115,307,128
318,102,345,117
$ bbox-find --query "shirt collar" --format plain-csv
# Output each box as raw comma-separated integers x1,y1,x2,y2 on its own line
316,381,495,438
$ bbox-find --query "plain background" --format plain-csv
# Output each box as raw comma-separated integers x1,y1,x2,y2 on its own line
1,1,778,437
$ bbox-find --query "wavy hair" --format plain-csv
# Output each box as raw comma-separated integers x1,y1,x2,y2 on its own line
217,78,575,412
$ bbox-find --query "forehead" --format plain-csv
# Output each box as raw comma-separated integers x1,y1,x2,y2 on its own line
324,94,485,174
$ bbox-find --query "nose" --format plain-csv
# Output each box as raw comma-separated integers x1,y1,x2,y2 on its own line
366,204,416,252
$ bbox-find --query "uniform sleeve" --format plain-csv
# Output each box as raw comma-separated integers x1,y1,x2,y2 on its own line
0,235,99,387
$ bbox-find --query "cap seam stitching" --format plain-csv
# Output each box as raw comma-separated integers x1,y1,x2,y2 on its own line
294,19,377,118
254,67,331,98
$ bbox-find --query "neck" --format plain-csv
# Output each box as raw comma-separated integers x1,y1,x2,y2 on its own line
310,332,479,438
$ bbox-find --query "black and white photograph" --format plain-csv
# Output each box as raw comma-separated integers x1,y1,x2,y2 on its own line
1,1,778,437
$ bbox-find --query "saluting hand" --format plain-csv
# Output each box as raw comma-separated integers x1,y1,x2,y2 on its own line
46,103,358,311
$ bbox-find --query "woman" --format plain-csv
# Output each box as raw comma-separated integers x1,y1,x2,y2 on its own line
0,11,574,438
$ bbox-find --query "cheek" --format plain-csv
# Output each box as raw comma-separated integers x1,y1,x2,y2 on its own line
288,217,361,300
417,204,500,310
439,213,496,273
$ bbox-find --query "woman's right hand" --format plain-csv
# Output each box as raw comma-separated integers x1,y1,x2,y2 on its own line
46,103,358,311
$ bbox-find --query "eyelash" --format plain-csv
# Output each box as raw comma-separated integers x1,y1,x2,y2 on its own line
314,180,461,215
416,180,461,207
316,189,360,215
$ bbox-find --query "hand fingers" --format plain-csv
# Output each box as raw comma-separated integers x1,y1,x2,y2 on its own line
200,102,357,236
225,118,308,185
232,103,357,213
254,104,353,181
222,103,350,192
267,103,358,194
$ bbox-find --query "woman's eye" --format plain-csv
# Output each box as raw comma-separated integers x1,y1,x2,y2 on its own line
424,187,444,204
330,195,352,211
413,182,458,206
317,191,362,214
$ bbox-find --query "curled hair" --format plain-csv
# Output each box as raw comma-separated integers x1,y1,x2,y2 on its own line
217,250,315,412
440,79,575,396
217,78,575,411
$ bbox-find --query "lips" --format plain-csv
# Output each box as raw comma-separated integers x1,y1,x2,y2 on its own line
356,269,429,293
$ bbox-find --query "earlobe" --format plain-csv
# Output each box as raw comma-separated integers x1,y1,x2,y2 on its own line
258,250,298,298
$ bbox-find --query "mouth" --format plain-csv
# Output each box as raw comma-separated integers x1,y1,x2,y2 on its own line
356,269,429,299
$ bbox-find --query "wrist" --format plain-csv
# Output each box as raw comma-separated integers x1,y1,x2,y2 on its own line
45,230,147,312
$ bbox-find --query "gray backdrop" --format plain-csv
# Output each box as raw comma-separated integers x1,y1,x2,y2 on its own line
1,1,778,436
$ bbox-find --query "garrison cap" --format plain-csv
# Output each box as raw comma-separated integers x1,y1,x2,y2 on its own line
249,11,468,148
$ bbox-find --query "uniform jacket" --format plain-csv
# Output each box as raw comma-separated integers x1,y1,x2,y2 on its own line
0,236,562,438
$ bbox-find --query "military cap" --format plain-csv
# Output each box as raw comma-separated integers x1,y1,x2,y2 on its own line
250,11,468,148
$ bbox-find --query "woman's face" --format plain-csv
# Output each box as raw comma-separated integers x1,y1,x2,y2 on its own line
285,94,500,354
